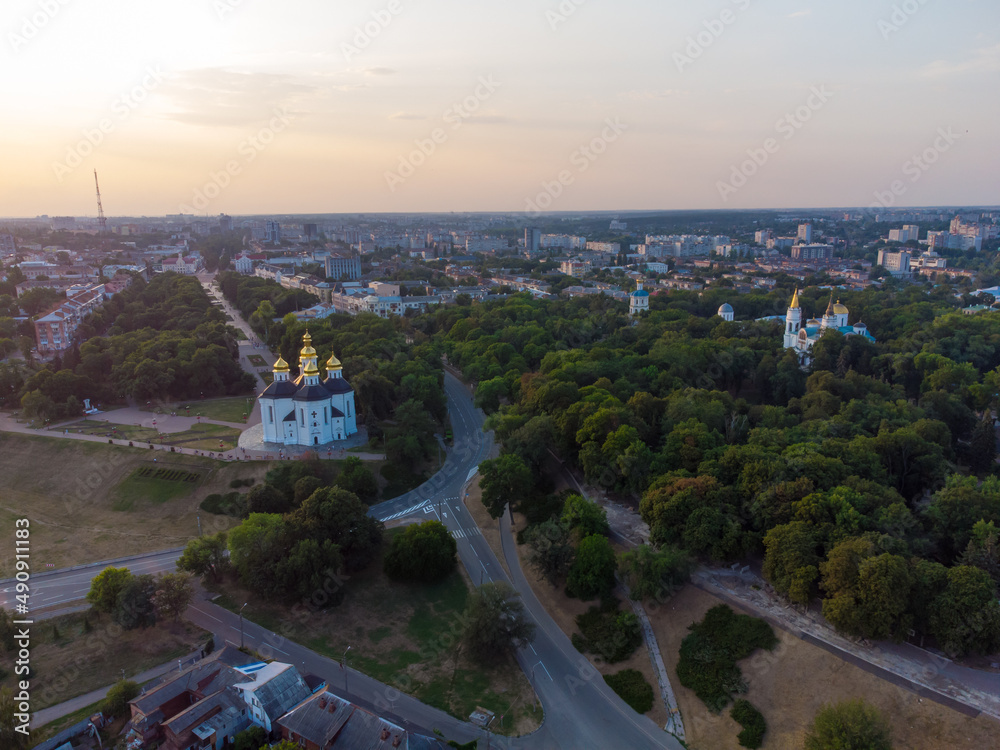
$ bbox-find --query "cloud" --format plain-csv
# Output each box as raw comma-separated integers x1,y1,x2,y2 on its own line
389,112,427,120
157,69,317,127
921,44,1000,78
787,10,811,18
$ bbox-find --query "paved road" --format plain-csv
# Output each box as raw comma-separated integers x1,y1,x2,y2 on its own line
0,548,183,612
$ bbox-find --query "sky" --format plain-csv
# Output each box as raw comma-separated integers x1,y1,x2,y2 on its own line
1,0,998,217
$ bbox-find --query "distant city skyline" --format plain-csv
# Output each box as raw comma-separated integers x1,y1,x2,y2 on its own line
2,0,997,216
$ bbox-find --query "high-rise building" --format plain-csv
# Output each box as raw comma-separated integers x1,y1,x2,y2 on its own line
792,244,834,261
524,227,541,252
218,214,233,232
797,224,813,243
877,249,912,277
304,223,318,239
265,220,281,244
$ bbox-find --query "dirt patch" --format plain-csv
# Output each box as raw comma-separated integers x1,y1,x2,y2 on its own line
0,433,272,577
0,612,207,710
653,585,1000,750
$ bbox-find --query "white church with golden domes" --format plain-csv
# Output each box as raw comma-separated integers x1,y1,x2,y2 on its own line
258,332,358,446
784,289,875,362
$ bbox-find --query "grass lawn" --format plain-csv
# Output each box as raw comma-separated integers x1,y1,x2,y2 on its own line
260,372,274,385
247,354,268,367
0,611,209,710
210,532,541,736
62,420,242,449
111,464,204,511
0,433,274,577
145,396,255,423
235,329,248,340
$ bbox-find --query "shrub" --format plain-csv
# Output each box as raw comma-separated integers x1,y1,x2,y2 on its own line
805,699,893,750
604,669,654,714
676,605,778,713
574,603,642,663
731,699,767,749
566,534,617,600
200,491,245,517
101,679,140,717
233,726,268,750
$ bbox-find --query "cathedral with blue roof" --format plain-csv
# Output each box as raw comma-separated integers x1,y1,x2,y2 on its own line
259,332,358,446
784,289,874,362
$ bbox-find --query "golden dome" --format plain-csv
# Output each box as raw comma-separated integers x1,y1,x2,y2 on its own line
303,359,320,377
833,300,849,315
789,288,800,309
326,351,342,370
299,330,317,358
273,356,290,372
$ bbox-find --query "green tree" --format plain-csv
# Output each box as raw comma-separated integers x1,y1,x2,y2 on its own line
762,522,820,605
151,573,194,622
804,699,893,750
960,519,1000,586
561,494,610,538
567,534,617,600
233,726,268,750
275,538,344,603
929,565,1000,656
86,567,133,614
289,487,384,573
334,457,378,502
177,531,229,582
463,581,536,663
969,415,997,474
114,573,157,629
293,476,324,506
101,679,140,718
618,544,693,602
383,521,457,583
246,483,293,515
524,519,574,584
479,453,533,520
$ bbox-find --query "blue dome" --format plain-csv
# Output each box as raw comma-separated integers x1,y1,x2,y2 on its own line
632,289,650,297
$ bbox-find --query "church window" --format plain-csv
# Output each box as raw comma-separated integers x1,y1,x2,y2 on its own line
300,409,305,426
347,400,351,417
324,407,328,425
268,406,273,422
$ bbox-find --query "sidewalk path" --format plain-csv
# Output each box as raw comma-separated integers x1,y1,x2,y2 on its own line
31,648,204,728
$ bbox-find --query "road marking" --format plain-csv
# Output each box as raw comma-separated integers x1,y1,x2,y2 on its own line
451,529,465,539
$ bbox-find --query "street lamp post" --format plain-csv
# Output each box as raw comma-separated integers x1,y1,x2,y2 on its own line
239,602,248,649
342,645,352,693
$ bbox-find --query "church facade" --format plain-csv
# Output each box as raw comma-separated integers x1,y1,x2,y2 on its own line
783,289,875,362
259,332,358,446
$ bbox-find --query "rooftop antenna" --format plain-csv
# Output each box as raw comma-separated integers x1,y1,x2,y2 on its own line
94,169,107,235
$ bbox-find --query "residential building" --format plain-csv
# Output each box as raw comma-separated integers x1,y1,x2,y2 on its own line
755,229,773,245
791,244,834,261
234,252,267,275
560,260,590,278
34,284,106,354
304,223,318,239
876,249,912,277
797,224,813,243
219,214,233,232
0,232,15,254
586,241,620,253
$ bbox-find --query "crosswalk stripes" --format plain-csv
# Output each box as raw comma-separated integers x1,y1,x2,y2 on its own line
450,527,482,539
